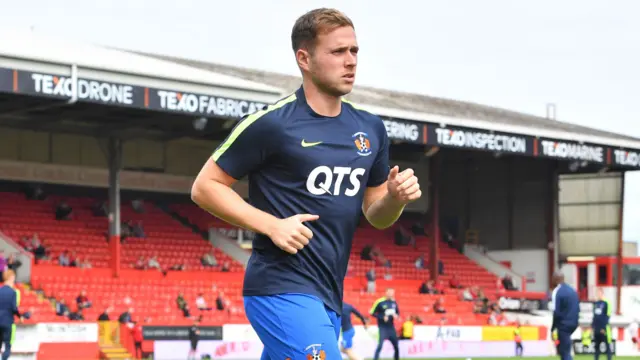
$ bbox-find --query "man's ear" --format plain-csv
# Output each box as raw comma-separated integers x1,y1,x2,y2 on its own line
296,48,311,72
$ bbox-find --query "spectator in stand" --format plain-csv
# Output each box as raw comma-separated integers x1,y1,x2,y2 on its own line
221,262,230,272
118,308,133,324
438,259,444,275
360,244,374,261
92,200,108,217
434,279,445,294
182,304,192,318
411,221,426,236
31,235,48,261
474,298,490,314
383,267,393,280
502,275,517,290
24,183,45,200
58,251,70,267
443,231,457,249
449,274,463,289
121,221,133,242
215,292,227,312
78,257,92,269
195,293,212,311
69,306,84,321
414,254,425,270
201,250,218,267
76,290,92,309
132,221,146,238
6,254,21,279
55,201,73,220
69,251,79,267
55,299,69,317
496,277,506,295
176,293,187,311
133,256,146,270
433,298,446,314
131,199,145,213
169,263,186,271
19,237,33,252
148,255,161,271
419,280,436,294
98,306,113,321
488,309,507,326
366,268,376,294
476,288,487,301
394,226,414,247
461,287,475,301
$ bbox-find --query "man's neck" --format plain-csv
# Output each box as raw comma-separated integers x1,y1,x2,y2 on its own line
301,79,342,117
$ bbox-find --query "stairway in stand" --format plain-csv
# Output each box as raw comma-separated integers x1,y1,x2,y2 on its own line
100,346,133,360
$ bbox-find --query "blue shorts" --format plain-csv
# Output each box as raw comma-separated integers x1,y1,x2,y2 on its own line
244,294,341,360
341,328,355,349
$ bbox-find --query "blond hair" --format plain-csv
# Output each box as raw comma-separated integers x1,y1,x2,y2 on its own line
291,8,354,53
3,269,15,282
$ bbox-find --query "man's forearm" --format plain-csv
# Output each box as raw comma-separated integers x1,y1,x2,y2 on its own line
191,179,278,236
364,192,406,230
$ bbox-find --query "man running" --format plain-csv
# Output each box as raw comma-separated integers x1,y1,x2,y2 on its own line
191,7,421,360
341,302,367,360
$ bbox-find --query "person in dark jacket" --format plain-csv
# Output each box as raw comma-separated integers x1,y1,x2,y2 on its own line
550,271,579,360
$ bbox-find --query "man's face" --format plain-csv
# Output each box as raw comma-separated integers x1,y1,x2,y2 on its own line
386,288,395,299
303,26,358,97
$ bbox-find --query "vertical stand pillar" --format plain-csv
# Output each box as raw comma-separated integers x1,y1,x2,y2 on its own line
616,173,625,314
108,137,122,278
429,155,441,282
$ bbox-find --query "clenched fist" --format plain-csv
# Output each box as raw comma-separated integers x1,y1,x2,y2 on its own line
267,214,319,254
387,166,422,204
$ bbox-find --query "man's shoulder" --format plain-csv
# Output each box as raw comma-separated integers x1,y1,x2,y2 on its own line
237,93,298,131
343,100,384,123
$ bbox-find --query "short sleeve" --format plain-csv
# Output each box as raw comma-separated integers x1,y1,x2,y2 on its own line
212,112,279,180
367,120,390,187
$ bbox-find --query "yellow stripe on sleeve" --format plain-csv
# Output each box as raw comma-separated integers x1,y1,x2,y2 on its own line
212,94,296,161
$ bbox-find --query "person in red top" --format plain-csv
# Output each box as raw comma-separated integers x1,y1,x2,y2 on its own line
131,321,144,359
496,277,506,295
449,275,463,289
435,280,446,294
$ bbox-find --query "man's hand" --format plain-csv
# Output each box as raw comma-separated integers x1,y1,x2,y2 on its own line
386,166,421,204
384,315,389,322
267,214,319,254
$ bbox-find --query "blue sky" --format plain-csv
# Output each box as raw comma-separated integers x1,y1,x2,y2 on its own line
2,0,638,253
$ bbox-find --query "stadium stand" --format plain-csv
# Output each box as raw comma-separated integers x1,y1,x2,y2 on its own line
1,186,521,327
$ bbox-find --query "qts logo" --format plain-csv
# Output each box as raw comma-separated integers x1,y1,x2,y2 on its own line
306,166,365,197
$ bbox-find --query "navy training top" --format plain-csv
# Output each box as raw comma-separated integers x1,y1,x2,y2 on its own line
213,86,390,314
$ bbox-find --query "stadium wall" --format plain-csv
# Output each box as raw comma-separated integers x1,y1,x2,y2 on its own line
487,249,549,292
439,150,553,251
